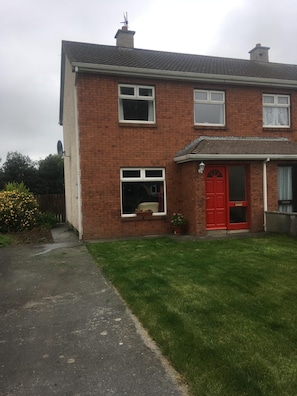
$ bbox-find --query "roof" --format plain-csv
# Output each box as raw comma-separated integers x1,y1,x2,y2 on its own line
62,40,297,85
174,137,297,162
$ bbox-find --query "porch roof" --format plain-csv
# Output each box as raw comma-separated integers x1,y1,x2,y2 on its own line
173,136,297,163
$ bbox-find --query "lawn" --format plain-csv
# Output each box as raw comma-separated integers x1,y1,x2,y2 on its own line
0,233,12,247
87,235,297,396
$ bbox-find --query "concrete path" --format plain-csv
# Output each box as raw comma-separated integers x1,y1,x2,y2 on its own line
0,225,187,396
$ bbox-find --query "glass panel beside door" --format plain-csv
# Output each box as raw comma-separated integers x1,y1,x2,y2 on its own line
228,166,249,229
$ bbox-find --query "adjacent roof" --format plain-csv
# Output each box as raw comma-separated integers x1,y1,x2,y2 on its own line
62,40,297,86
174,137,297,162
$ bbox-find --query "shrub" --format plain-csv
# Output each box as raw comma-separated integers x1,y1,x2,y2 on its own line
5,181,31,194
37,211,58,228
0,191,40,233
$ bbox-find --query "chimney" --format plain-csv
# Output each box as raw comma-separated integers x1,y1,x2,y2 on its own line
115,26,135,48
249,43,270,62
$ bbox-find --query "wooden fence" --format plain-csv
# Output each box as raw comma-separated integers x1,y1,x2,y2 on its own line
35,194,66,223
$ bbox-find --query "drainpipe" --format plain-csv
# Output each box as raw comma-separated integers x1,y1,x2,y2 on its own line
74,67,83,239
263,158,270,231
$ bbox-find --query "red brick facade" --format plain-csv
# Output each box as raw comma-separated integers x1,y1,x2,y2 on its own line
73,73,297,239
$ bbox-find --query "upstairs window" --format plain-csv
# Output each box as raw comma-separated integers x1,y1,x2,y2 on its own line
194,90,225,126
119,84,155,123
121,168,166,216
263,94,290,128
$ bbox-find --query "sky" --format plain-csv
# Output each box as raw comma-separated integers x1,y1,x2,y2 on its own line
1,0,297,164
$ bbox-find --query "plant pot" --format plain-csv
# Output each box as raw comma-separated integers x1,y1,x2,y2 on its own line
136,211,153,218
172,226,185,235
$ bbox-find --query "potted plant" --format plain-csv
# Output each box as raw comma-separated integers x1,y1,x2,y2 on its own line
170,212,187,234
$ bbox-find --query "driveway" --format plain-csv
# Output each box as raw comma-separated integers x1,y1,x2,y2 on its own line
0,226,187,395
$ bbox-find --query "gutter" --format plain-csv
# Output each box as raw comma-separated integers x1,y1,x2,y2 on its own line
173,153,297,163
72,62,297,89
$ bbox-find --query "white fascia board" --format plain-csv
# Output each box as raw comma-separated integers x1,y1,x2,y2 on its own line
173,153,297,163
72,62,297,88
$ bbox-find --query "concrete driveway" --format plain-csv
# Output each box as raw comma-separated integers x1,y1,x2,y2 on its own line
0,226,187,396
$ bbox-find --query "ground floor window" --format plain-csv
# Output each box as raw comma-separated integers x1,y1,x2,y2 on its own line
278,166,297,212
121,168,166,216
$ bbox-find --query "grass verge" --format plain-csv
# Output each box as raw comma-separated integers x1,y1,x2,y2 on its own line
0,233,12,247
87,235,297,396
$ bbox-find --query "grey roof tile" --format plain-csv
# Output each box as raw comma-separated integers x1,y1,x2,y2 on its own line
62,40,297,81
175,136,297,157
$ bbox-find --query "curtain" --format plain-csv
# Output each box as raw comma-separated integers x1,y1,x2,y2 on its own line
263,107,289,126
278,166,293,212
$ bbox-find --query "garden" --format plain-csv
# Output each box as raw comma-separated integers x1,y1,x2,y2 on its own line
88,235,297,396
0,182,55,246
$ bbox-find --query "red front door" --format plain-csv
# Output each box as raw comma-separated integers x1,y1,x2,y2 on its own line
205,165,249,230
205,167,227,229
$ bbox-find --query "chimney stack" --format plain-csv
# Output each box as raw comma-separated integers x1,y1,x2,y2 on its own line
249,43,270,62
115,26,135,48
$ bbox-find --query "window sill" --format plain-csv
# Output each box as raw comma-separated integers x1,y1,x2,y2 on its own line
263,127,292,132
121,215,167,222
193,125,227,131
119,122,157,128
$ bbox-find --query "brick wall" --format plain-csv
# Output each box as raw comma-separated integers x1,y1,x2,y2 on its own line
74,73,297,239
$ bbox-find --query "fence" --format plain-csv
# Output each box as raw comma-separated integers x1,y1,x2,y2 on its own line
265,211,297,237
35,194,66,223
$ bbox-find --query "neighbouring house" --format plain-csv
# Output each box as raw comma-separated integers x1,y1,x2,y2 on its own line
59,26,297,240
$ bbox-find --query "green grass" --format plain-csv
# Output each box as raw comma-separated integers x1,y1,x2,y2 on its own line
87,236,297,396
0,233,12,247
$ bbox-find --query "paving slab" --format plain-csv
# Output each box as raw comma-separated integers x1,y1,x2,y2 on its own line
0,226,187,396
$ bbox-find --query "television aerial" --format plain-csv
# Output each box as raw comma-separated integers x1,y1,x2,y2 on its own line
121,12,128,29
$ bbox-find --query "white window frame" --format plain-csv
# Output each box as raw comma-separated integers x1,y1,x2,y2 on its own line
118,84,155,124
194,90,225,126
263,94,290,128
120,168,166,217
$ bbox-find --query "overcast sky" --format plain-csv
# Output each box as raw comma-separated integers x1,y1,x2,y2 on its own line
1,0,296,164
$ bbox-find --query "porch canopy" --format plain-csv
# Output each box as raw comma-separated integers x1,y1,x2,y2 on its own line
173,136,297,163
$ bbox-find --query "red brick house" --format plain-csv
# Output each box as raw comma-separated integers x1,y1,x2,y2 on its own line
59,26,297,240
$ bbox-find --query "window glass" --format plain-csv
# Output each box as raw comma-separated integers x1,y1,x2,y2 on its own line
263,95,274,104
229,166,246,201
278,166,293,212
120,86,134,96
278,96,289,105
194,90,225,126
119,84,155,123
194,103,224,125
230,207,247,223
121,168,166,215
122,99,149,121
211,92,224,101
145,169,163,178
195,91,207,101
263,94,290,127
139,87,153,97
122,170,141,178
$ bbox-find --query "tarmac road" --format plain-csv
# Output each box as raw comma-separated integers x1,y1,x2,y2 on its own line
0,225,187,396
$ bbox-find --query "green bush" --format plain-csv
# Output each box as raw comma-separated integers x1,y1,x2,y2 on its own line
5,181,31,194
0,191,39,233
37,211,58,228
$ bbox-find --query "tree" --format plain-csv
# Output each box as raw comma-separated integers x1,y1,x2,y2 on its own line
0,152,40,193
38,154,64,194
0,152,64,194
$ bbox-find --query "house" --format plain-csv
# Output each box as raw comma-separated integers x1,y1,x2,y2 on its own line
59,26,297,240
